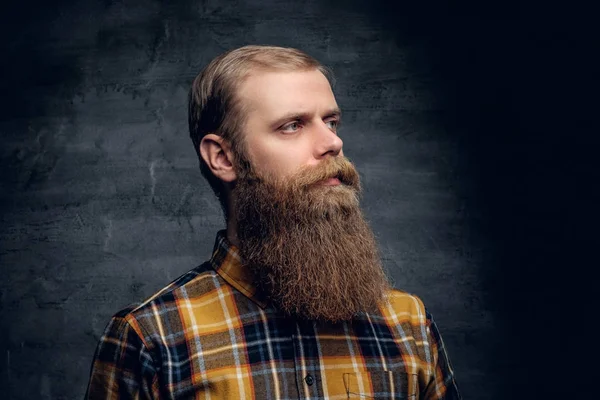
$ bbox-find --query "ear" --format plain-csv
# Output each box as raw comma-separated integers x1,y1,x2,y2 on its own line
199,133,237,183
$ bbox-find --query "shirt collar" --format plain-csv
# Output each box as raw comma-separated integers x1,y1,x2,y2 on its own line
209,230,268,308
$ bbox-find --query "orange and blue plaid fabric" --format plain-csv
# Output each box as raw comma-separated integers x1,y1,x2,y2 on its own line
86,230,461,399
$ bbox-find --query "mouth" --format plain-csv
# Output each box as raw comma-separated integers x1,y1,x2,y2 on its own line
317,177,342,186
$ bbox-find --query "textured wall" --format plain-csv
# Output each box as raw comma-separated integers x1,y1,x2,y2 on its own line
1,0,592,399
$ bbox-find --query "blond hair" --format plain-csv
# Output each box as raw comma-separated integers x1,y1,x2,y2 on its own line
188,45,334,216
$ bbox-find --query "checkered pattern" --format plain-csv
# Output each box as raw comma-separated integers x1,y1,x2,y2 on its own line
86,230,461,399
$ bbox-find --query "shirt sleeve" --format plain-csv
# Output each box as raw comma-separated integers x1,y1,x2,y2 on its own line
85,314,160,400
422,311,462,400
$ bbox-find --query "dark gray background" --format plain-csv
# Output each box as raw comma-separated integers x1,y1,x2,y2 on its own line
1,1,595,399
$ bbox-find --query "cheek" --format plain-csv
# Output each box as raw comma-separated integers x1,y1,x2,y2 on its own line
249,140,311,178
265,153,304,178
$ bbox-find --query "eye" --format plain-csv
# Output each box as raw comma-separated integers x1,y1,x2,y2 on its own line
281,121,302,134
325,119,339,131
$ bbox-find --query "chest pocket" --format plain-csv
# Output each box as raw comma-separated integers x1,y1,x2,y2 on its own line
343,371,418,399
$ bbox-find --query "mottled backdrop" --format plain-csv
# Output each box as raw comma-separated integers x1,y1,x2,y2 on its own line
1,1,594,399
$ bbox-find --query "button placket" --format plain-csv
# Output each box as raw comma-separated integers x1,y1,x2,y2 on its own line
292,320,323,399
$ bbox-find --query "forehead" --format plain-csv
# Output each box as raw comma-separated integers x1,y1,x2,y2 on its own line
237,69,337,120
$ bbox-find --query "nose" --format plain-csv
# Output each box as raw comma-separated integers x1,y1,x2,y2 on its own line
313,120,343,159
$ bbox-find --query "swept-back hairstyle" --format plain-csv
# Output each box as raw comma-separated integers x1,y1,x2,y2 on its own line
188,45,334,218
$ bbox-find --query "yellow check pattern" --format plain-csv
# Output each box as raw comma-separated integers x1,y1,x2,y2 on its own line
86,230,461,399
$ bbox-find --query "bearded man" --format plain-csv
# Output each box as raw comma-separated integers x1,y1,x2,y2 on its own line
86,45,461,399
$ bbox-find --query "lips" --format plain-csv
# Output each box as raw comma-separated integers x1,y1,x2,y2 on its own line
318,177,341,186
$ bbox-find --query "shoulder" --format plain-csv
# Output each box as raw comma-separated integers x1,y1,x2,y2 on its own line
379,288,430,325
107,262,220,340
131,261,218,310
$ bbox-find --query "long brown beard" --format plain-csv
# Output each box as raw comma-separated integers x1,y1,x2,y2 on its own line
232,155,391,322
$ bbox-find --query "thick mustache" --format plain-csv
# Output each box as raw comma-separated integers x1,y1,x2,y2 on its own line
293,157,360,189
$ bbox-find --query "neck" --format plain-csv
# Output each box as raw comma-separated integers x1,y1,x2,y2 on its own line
226,213,240,248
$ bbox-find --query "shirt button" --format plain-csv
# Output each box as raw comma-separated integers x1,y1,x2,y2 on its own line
305,374,314,386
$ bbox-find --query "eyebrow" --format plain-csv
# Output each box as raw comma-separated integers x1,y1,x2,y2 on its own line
269,107,342,129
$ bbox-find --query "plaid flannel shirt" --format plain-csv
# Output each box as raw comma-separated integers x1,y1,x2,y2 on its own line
86,230,461,399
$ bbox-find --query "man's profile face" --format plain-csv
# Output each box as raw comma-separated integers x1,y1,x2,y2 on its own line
229,68,389,322
237,69,344,181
